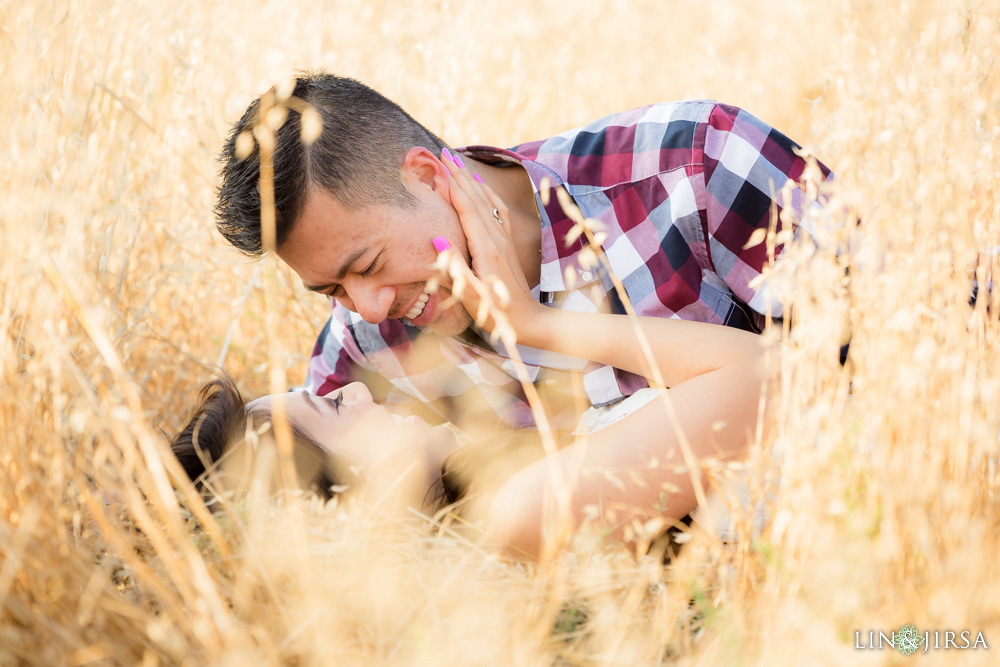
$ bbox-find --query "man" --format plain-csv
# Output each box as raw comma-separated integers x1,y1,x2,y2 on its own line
215,72,833,432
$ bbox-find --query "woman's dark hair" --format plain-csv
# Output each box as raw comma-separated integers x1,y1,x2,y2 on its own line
437,429,547,508
172,376,548,511
169,375,340,500
215,72,448,257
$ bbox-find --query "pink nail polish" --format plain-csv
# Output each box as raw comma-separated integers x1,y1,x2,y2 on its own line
433,236,452,253
473,173,484,184
442,147,453,162
453,153,465,168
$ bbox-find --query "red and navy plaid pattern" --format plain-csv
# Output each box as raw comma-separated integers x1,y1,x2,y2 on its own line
304,101,833,428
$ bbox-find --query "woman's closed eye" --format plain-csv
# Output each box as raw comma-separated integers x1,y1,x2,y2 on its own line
300,391,341,413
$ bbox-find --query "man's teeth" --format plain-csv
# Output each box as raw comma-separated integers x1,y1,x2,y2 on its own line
404,293,430,320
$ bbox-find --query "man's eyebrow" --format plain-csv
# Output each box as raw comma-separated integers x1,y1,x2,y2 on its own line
303,247,368,292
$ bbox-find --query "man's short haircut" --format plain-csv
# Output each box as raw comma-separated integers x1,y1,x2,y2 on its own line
215,72,447,257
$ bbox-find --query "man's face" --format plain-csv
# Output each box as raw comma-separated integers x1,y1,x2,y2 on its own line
277,182,474,337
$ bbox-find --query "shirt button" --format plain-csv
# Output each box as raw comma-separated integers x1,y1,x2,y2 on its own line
580,271,593,281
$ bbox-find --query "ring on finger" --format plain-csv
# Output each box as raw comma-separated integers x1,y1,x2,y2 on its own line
491,207,503,225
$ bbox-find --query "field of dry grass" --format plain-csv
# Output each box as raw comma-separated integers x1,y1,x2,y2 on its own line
3,0,999,664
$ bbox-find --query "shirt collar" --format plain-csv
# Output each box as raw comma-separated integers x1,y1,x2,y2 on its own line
457,145,598,294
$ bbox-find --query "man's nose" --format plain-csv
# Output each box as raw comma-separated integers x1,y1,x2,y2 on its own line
340,281,395,324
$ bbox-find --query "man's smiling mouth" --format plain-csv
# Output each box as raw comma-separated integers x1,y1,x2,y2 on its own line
404,293,430,320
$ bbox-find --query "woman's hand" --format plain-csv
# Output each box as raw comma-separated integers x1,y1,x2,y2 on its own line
439,149,544,340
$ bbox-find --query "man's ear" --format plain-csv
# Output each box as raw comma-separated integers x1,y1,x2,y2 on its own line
401,146,450,198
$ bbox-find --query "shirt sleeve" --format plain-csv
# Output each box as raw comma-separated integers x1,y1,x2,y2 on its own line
303,305,372,396
700,103,834,318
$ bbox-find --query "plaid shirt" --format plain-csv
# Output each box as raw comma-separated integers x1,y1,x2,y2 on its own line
304,101,833,429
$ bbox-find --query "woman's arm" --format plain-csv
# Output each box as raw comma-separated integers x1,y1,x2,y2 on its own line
442,154,781,559
484,353,778,559
517,305,776,390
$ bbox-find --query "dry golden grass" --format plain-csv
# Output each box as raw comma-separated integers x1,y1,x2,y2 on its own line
3,0,1000,664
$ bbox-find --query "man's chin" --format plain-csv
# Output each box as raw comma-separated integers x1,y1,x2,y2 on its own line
425,306,473,337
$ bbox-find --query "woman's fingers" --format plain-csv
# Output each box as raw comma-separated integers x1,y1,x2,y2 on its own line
475,177,514,241
443,152,489,247
444,150,513,248
442,150,510,271
445,150,502,232
439,148,540,336
446,148,493,212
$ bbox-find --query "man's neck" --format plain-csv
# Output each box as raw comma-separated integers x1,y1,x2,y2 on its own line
466,158,542,290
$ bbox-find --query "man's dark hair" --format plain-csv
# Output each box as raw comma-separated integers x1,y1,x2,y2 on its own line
215,72,448,257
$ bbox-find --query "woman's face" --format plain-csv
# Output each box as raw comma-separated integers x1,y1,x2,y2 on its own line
246,383,458,495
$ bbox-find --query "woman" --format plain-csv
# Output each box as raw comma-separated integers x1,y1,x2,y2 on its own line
171,158,782,559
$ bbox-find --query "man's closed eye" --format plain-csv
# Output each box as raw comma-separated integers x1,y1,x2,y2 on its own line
361,255,381,277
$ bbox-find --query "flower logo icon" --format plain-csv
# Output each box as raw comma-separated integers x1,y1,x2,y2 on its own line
896,624,925,655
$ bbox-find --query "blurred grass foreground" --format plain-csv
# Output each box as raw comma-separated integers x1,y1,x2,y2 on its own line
2,0,999,664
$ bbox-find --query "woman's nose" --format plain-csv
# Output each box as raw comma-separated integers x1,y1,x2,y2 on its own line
339,382,373,405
